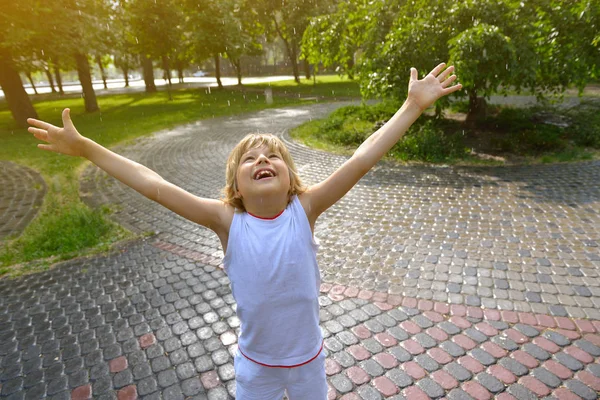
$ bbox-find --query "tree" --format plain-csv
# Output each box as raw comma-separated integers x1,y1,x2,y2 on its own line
0,0,39,126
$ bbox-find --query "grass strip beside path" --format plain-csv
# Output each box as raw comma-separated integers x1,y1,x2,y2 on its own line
0,77,361,278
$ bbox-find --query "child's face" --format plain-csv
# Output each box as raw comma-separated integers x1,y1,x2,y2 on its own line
236,145,291,201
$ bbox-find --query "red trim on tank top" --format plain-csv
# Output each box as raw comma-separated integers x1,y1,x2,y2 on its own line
247,209,285,220
239,339,324,368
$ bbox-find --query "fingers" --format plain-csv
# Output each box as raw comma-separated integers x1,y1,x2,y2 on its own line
37,144,55,152
438,66,454,83
429,62,446,77
441,74,458,88
28,127,49,141
443,83,463,95
27,118,56,131
62,108,75,130
410,67,418,82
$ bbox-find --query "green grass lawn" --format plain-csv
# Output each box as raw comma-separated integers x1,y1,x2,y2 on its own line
0,77,360,278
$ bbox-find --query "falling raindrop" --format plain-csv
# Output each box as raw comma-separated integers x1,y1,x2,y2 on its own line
228,100,231,106
208,87,211,94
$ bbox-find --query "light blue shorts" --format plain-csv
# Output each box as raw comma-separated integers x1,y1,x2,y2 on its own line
233,350,328,400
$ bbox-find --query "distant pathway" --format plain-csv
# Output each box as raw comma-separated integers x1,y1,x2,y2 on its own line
0,161,46,241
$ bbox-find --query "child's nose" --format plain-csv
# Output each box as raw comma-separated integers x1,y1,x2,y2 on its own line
256,154,270,163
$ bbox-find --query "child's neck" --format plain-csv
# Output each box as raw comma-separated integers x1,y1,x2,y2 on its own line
244,194,289,219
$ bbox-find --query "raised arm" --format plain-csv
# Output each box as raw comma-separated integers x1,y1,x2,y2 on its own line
28,109,231,235
302,63,462,223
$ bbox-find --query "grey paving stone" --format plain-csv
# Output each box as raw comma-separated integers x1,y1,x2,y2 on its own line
357,385,383,400
360,359,385,376
507,383,538,400
499,358,529,376
523,343,550,361
514,323,540,338
470,348,496,365
329,373,353,393
417,378,445,398
555,352,584,371
531,367,561,388
385,369,413,388
565,379,597,400
447,388,475,400
444,362,472,381
575,340,600,357
440,341,466,357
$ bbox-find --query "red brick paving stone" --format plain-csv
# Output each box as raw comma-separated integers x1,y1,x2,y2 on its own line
139,333,156,349
501,311,519,323
452,334,478,350
351,325,372,340
449,316,472,329
450,304,467,317
387,295,402,306
428,348,453,365
426,327,449,342
374,302,393,311
434,302,450,314
345,366,370,385
403,385,431,400
467,307,484,319
551,388,584,400
583,333,600,347
495,393,517,400
347,345,371,361
511,350,539,368
564,345,594,363
374,353,398,369
503,329,529,344
327,383,337,400
519,376,551,397
556,328,581,340
71,384,92,400
423,311,444,323
200,371,220,389
402,361,427,380
536,314,557,328
431,370,459,390
457,356,485,374
325,358,342,376
328,293,344,301
373,376,400,396
375,332,398,347
593,321,600,332
475,322,498,337
576,370,600,391
109,356,128,373
483,309,501,321
117,385,137,400
418,299,434,311
462,381,492,400
339,394,361,400
358,290,374,300
402,297,418,308
487,364,517,385
343,286,359,297
574,319,596,333
533,336,561,353
543,359,574,379
518,312,538,326
401,339,425,355
400,321,422,335
481,342,507,359
556,316,577,330
331,285,346,295
373,291,388,302
320,283,333,293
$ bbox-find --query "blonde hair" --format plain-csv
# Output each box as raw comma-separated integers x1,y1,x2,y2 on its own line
222,134,306,211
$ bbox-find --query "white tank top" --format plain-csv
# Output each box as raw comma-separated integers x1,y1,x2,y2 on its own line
223,195,323,367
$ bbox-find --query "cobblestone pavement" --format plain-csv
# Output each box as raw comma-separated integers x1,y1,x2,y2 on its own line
1,103,600,399
0,161,46,241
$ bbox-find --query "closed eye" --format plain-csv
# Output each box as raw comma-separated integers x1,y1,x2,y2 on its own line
268,154,280,159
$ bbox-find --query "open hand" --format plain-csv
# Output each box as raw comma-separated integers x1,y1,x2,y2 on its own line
407,63,462,112
28,108,86,157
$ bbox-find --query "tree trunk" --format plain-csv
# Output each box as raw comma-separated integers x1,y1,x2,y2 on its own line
303,58,310,80
95,55,108,89
141,55,156,93
44,66,57,93
123,67,129,87
52,56,64,95
272,17,300,83
177,67,184,83
346,57,355,80
214,54,223,89
161,55,172,86
26,72,38,94
74,52,99,113
0,52,38,127
466,90,487,125
229,57,242,85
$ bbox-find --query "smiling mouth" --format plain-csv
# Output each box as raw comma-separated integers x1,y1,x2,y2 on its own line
254,169,276,180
